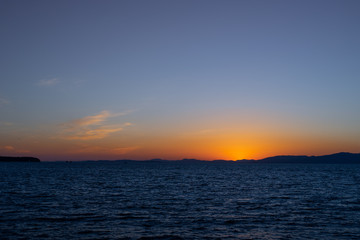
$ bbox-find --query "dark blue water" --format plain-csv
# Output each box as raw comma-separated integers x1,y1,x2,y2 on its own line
1,162,360,239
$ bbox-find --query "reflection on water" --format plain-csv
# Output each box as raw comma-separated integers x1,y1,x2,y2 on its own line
1,162,360,239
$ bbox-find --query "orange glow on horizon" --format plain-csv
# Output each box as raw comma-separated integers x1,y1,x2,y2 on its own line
3,115,359,161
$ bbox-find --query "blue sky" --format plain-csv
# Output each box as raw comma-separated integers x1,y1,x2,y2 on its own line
1,0,360,160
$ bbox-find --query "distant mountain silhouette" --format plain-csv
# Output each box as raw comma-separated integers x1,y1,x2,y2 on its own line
257,152,360,164
47,152,360,164
179,158,206,163
0,156,40,162
138,152,360,164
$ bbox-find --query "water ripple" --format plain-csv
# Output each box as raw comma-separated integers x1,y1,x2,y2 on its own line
1,162,360,239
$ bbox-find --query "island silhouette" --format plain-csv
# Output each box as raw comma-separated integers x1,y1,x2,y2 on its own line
0,156,40,162
257,152,360,164
78,152,360,164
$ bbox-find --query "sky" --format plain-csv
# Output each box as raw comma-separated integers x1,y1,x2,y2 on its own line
1,0,360,161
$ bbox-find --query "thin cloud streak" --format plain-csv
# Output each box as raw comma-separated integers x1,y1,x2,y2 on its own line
37,78,60,86
68,145,139,155
64,126,127,140
59,110,132,140
0,122,13,126
0,145,30,154
112,146,139,154
0,97,9,106
70,110,111,128
3,146,14,151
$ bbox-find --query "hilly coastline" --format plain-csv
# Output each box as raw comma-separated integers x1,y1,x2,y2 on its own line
257,152,360,164
2,152,360,164
107,152,360,164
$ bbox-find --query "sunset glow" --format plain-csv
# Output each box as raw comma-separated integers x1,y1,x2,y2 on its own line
1,0,360,161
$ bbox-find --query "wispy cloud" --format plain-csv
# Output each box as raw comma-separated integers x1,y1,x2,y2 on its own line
69,110,111,128
69,145,139,155
181,128,219,137
112,146,139,154
37,78,59,86
0,145,30,154
0,97,9,106
60,110,132,140
64,125,128,140
3,146,14,151
0,121,14,126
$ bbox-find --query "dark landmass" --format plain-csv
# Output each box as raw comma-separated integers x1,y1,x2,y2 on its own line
258,152,360,164
136,153,360,164
36,152,360,164
144,152,360,164
235,159,257,163
81,152,360,164
0,156,40,162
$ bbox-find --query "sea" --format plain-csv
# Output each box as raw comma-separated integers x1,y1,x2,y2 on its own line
1,161,360,240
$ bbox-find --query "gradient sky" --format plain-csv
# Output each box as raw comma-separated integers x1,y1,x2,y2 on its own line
1,0,360,161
